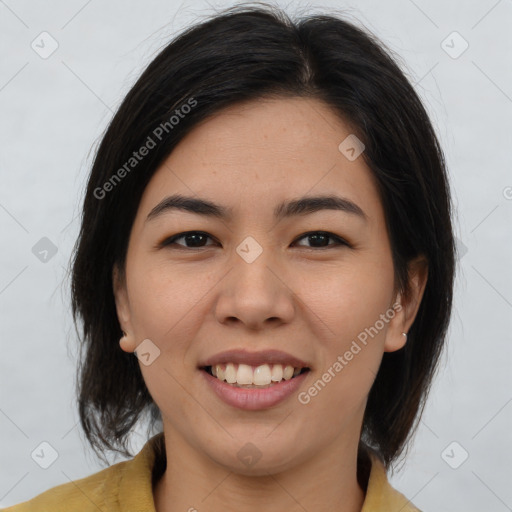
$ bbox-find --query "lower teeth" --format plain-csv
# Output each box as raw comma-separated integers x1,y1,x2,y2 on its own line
228,382,281,389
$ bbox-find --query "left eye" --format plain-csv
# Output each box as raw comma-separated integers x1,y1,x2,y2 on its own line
293,231,348,249
161,231,348,249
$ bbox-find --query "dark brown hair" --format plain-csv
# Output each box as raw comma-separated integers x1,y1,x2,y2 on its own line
71,2,455,467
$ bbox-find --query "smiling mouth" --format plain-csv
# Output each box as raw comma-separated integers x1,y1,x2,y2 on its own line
201,363,310,388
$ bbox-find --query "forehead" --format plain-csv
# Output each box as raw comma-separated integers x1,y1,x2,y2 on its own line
135,97,383,225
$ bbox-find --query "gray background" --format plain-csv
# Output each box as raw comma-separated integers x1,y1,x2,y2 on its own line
1,0,511,510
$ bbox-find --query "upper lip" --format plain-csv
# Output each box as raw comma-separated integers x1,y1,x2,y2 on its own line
199,349,311,369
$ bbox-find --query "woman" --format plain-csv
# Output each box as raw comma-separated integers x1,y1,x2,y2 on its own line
4,3,455,511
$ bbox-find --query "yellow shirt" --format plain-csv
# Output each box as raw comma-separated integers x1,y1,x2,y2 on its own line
2,433,421,511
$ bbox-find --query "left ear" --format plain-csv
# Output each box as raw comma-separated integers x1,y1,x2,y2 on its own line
384,255,428,352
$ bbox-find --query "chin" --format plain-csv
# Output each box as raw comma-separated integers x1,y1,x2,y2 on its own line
203,434,310,476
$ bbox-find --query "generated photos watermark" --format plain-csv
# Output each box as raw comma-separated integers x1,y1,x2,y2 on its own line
94,97,198,200
297,302,403,404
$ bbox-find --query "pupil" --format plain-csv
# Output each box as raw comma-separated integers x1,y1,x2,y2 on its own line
187,234,205,247
309,234,328,247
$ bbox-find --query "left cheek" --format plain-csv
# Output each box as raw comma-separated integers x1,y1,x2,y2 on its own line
303,267,391,340
311,341,382,417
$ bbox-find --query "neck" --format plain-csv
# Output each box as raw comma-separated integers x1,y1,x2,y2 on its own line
153,428,367,512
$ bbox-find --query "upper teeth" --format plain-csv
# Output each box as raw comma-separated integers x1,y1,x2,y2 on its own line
211,363,302,386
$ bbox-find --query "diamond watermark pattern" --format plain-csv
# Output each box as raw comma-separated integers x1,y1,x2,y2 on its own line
338,134,365,161
455,237,468,260
134,338,161,366
441,31,469,59
31,32,59,59
237,442,262,467
31,441,59,469
441,441,469,469
31,237,58,263
236,236,263,264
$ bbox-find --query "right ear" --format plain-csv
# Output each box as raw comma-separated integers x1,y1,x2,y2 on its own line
112,264,136,353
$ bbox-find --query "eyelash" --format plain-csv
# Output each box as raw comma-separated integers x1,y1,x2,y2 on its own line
159,231,350,250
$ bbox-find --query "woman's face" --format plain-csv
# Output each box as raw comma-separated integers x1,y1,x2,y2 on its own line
114,97,423,474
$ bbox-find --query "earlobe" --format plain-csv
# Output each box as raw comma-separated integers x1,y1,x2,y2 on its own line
383,297,409,352
384,256,428,353
119,331,136,353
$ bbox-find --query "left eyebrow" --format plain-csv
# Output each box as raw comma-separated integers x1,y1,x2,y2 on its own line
145,193,367,223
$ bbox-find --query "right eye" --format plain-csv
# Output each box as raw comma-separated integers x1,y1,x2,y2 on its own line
160,231,219,249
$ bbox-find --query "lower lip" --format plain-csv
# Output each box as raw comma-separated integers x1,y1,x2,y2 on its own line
200,369,309,411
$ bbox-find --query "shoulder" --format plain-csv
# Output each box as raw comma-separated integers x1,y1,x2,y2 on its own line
362,453,423,512
2,434,163,512
1,460,129,512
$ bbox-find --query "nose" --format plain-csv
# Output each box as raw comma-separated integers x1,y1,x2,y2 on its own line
214,248,295,330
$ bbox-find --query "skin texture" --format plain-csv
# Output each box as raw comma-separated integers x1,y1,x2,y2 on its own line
113,97,428,512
